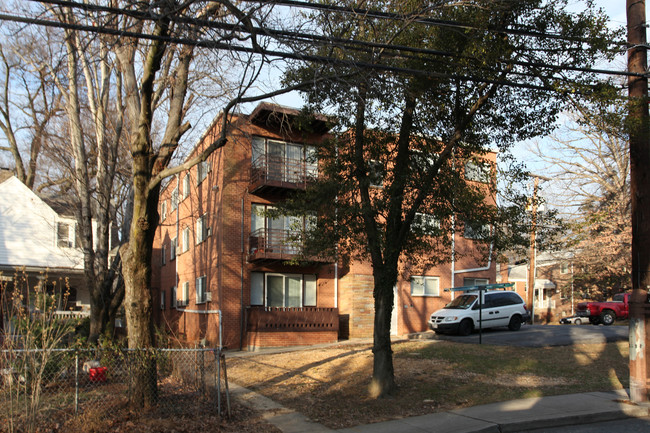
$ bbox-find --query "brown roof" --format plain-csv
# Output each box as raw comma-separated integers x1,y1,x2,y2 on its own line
248,102,333,134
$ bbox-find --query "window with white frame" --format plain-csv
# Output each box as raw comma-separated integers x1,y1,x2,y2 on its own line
161,244,167,265
196,275,207,304
560,262,569,274
196,214,209,244
410,276,440,297
182,174,190,199
464,221,490,240
251,204,311,254
182,226,190,253
412,212,441,235
368,160,384,187
197,160,210,185
250,272,317,307
171,286,177,308
170,237,176,260
251,136,318,182
171,186,179,210
464,278,489,287
161,290,166,310
160,201,167,221
464,160,491,183
57,222,74,248
181,281,189,305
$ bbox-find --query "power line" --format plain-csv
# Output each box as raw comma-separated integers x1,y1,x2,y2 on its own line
26,0,638,79
248,0,626,46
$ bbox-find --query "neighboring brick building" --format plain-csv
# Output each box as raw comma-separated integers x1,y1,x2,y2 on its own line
152,103,497,350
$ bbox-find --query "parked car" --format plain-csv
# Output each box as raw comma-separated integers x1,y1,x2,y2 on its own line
576,292,630,325
559,316,588,325
428,290,529,336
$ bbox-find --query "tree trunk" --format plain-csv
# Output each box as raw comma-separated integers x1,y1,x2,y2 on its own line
370,272,397,398
122,156,160,407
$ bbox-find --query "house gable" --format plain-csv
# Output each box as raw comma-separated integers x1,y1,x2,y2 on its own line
0,176,83,271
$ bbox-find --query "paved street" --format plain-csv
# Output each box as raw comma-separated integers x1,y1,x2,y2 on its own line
523,416,650,432
422,324,629,347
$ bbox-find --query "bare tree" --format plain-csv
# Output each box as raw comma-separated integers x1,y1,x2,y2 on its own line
530,101,630,297
0,32,63,189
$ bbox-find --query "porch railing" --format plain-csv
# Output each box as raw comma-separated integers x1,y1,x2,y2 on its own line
246,306,339,332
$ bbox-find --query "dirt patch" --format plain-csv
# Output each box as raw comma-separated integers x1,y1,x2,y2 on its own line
226,340,629,429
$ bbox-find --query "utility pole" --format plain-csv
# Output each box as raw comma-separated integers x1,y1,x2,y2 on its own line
527,174,550,324
627,0,650,404
527,176,539,324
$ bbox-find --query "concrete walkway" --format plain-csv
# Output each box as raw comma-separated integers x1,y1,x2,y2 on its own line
232,384,650,433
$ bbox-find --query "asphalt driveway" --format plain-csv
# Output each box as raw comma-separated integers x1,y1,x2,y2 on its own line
422,324,629,347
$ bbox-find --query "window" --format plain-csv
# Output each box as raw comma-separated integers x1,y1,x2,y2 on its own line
182,174,190,199
57,222,74,248
251,137,318,182
410,276,440,297
368,160,384,187
171,286,177,308
160,201,167,221
161,290,166,310
412,213,441,235
250,272,317,307
171,187,179,211
464,278,489,287
196,214,209,244
251,204,311,254
196,276,207,304
560,262,569,274
251,272,264,305
182,227,190,253
179,281,189,306
161,244,167,265
170,237,176,260
464,222,490,240
197,160,210,185
304,274,317,306
465,160,491,183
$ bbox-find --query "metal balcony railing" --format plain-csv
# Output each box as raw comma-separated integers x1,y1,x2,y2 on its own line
250,155,317,192
248,228,302,261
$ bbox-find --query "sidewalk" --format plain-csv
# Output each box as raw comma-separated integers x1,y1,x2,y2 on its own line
232,384,650,433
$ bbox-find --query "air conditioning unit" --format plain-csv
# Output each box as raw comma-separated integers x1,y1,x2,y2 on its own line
205,292,212,302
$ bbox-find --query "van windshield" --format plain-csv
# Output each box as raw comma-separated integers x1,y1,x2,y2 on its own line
445,294,477,309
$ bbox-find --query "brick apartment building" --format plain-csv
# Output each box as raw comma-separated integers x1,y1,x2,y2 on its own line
152,103,497,350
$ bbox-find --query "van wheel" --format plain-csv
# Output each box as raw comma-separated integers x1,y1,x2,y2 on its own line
458,319,473,336
508,315,522,331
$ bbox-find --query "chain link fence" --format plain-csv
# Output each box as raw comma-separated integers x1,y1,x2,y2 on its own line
0,348,230,432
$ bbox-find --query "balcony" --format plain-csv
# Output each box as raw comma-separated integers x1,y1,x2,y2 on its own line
250,155,317,194
248,228,331,263
249,228,302,262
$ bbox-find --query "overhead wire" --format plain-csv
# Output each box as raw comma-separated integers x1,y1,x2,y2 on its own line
3,0,636,92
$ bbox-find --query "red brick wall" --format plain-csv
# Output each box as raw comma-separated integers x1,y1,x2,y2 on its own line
245,330,338,350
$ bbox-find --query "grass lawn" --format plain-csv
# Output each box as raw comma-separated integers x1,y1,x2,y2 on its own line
226,340,629,429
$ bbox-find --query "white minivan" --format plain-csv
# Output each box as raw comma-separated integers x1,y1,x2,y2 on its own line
428,290,529,336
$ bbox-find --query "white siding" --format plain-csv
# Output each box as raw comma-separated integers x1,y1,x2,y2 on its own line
0,177,84,270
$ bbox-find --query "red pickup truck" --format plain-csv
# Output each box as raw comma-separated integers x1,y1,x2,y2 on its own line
576,293,630,325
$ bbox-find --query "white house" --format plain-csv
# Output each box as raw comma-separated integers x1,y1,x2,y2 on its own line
0,172,90,319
